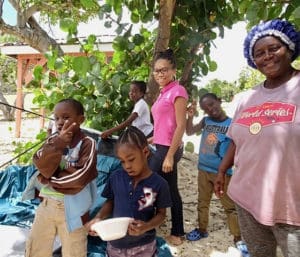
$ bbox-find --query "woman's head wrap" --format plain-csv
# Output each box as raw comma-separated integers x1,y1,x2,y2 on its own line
244,19,300,69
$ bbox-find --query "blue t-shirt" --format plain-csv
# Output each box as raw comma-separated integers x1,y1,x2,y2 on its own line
102,168,172,249
198,117,233,175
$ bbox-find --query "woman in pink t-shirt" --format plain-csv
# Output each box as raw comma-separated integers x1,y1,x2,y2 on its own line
148,49,188,246
214,19,300,257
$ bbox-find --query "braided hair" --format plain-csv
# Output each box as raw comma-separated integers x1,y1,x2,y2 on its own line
116,126,148,152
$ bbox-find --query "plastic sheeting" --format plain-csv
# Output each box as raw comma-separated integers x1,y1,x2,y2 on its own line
0,165,38,228
0,149,173,256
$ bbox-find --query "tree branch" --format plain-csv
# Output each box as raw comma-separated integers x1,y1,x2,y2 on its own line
23,5,40,23
179,43,202,87
27,16,64,55
8,0,18,10
0,18,63,55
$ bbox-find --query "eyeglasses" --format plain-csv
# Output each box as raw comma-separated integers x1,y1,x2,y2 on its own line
153,67,172,76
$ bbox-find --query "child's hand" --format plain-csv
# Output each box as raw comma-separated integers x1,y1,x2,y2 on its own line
59,120,77,144
128,220,148,236
84,217,101,236
187,100,197,118
147,136,153,144
214,172,225,198
101,130,111,139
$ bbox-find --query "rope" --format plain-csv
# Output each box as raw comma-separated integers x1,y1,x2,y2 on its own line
0,131,59,169
0,139,44,169
0,101,54,120
0,101,54,169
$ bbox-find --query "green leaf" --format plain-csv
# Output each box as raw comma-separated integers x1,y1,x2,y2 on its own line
292,6,300,19
112,0,122,15
246,2,262,22
198,88,209,98
91,62,101,75
115,23,127,34
87,35,97,44
131,12,140,23
111,74,121,87
45,51,56,70
54,59,64,71
141,11,154,23
101,3,112,13
80,0,96,9
33,65,43,81
112,36,128,51
132,34,144,45
146,0,155,11
185,141,195,153
72,56,90,77
208,60,217,72
104,21,112,28
60,18,74,32
211,84,222,96
199,62,209,76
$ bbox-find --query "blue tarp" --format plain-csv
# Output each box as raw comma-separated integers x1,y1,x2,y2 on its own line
0,145,173,257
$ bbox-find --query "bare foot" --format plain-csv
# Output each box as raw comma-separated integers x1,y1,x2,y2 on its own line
165,235,184,246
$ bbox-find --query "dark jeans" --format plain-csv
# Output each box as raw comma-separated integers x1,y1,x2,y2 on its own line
148,144,184,236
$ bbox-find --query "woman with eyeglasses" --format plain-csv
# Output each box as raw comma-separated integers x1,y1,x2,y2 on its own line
214,19,300,257
148,48,188,246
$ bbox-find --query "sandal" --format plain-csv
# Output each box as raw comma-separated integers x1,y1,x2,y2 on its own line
235,241,250,257
186,228,208,241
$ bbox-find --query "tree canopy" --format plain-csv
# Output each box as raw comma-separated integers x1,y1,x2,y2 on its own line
0,0,300,131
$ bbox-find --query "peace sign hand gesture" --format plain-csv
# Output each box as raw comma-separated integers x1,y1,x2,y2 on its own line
58,120,78,144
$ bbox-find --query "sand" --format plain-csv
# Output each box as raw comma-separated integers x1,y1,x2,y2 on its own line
0,117,284,257
157,152,235,257
0,95,282,257
0,117,235,257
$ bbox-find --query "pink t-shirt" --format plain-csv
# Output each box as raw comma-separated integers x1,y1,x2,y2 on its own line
151,81,188,146
227,72,300,226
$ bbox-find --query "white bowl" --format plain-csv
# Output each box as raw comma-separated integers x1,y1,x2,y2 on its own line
91,217,133,241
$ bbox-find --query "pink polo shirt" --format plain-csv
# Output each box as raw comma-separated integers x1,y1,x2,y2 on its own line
151,80,188,146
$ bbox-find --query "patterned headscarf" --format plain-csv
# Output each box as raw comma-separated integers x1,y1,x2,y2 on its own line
244,19,300,69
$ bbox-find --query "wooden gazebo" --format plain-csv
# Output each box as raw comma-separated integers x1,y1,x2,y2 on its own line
0,40,113,137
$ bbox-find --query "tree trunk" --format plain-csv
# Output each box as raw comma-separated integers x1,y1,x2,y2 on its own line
0,92,15,121
146,0,176,105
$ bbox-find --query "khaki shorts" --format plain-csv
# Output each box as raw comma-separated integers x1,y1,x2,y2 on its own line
25,198,87,257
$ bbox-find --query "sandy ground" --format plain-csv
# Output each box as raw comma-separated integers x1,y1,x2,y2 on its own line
0,117,236,257
157,152,236,257
0,116,284,257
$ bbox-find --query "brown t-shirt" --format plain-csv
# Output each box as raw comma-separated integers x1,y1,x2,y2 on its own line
33,130,97,195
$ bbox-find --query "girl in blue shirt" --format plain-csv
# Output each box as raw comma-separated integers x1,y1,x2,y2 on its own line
86,126,171,257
